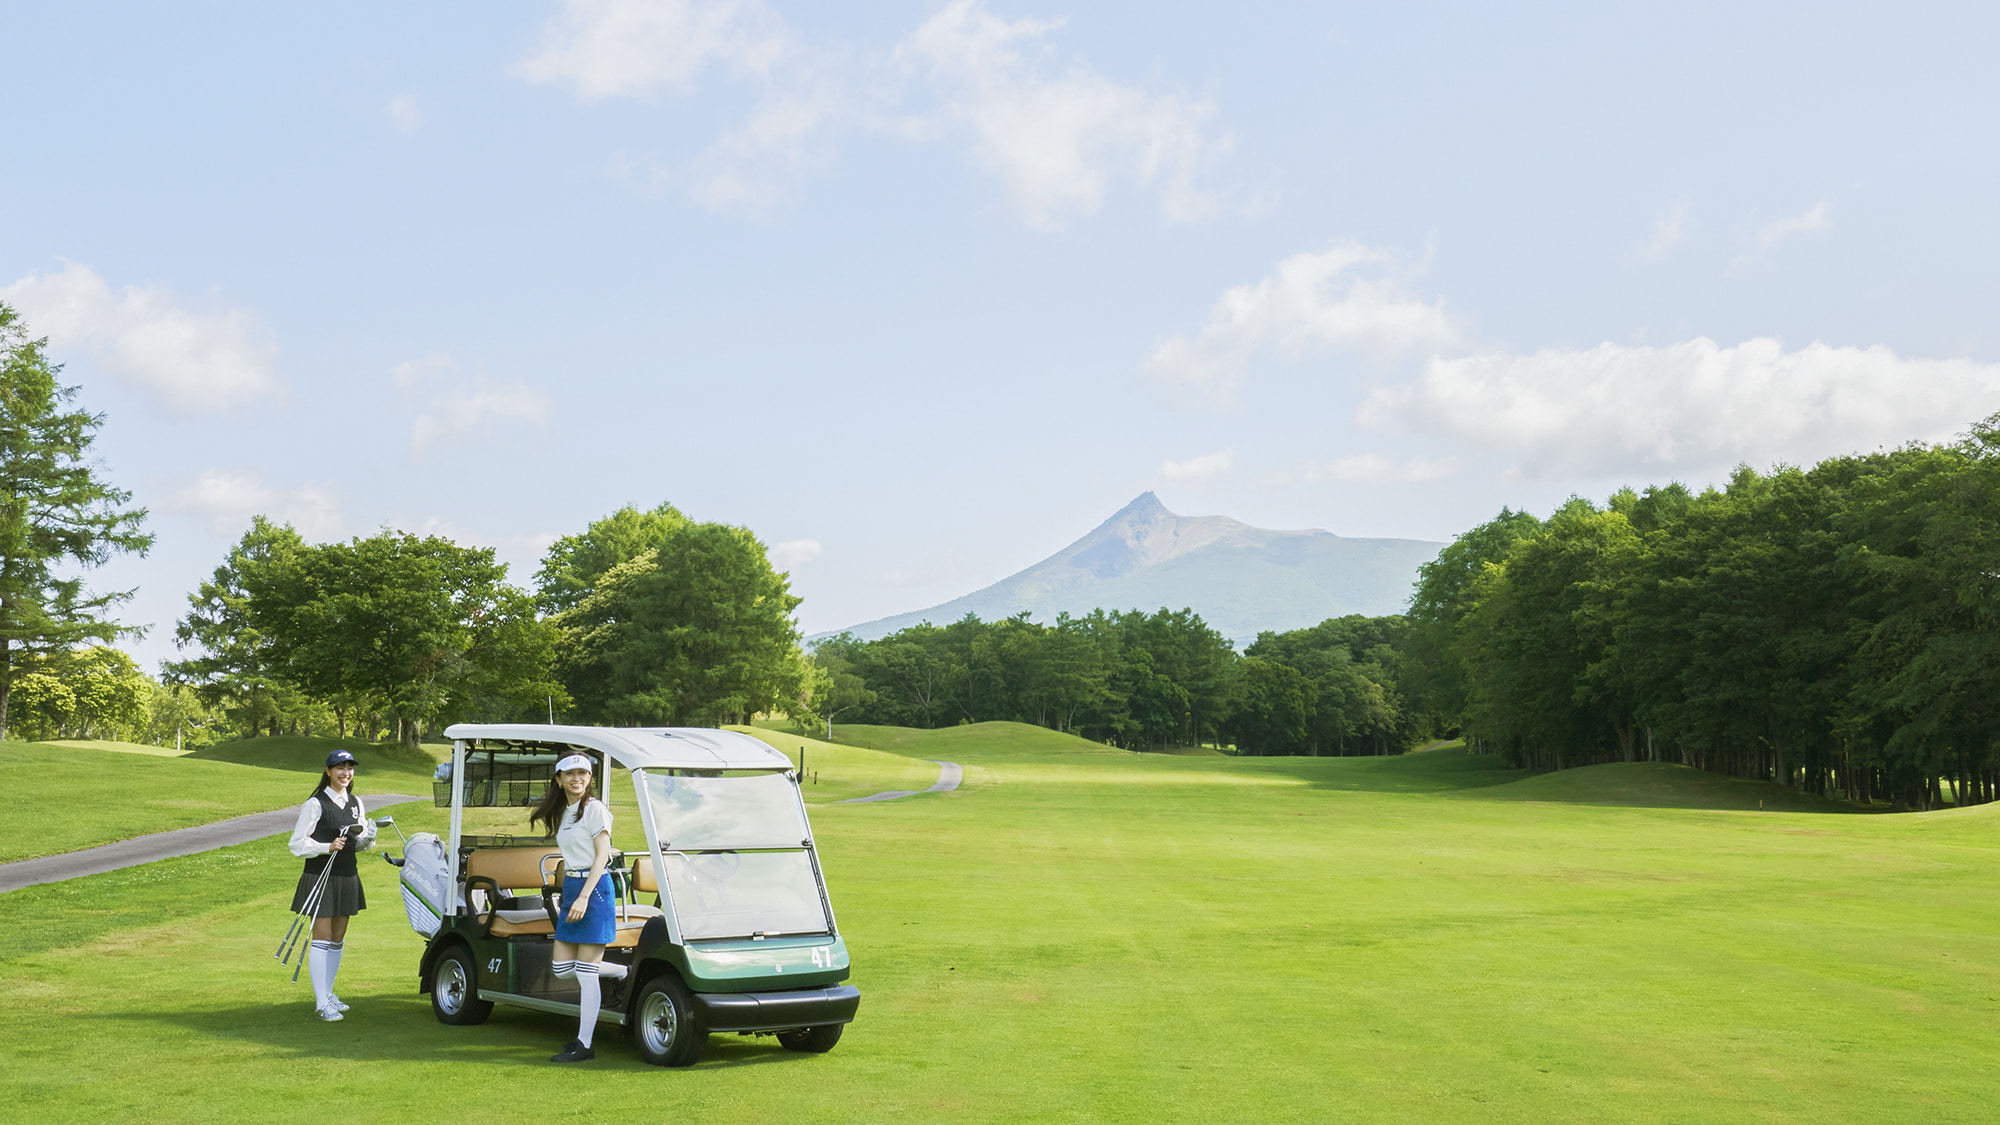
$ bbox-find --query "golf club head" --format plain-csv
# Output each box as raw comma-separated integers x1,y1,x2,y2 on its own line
375,815,409,845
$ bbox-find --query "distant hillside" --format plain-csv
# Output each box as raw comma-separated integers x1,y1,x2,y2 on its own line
826,492,1444,647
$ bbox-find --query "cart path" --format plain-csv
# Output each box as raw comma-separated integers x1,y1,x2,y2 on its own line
0,793,425,895
839,760,963,803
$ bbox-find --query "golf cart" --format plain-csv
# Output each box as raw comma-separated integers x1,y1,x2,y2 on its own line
384,724,857,1066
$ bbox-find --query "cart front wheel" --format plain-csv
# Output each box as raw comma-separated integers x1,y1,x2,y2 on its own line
630,974,704,1067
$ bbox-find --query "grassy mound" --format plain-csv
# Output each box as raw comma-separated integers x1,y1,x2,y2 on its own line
1467,760,1871,812
831,720,1133,761
731,726,945,802
187,733,438,774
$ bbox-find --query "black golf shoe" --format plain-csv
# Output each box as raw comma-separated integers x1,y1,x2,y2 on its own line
550,1039,595,1063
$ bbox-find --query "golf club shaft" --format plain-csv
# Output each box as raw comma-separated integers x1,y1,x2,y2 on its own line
276,868,325,960
280,856,332,947
279,854,337,964
285,862,333,979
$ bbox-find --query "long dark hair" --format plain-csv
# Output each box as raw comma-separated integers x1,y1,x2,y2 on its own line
530,769,596,836
306,765,351,802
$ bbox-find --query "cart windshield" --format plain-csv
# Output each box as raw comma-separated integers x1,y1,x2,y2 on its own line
638,770,810,850
637,770,831,940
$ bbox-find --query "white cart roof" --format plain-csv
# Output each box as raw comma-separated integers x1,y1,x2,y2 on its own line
443,724,794,772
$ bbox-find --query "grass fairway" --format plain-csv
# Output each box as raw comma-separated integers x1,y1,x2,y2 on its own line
0,737,437,863
2,723,1995,1122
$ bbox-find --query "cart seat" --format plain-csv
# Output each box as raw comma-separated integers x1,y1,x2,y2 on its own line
465,848,561,938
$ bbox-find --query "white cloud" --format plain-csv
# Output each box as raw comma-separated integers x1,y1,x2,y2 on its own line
1360,337,2000,481
1640,200,1688,261
390,352,456,390
896,0,1230,226
164,469,344,539
1,262,280,412
387,94,424,133
1159,450,1235,483
1263,454,1457,487
689,71,850,213
518,0,1232,225
1756,200,1831,254
769,539,824,571
391,353,551,454
1142,242,1459,404
409,382,552,455
514,0,792,101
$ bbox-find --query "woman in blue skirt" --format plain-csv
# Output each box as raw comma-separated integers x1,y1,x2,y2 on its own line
529,753,614,1062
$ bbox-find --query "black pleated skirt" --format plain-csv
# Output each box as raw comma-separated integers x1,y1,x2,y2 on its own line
292,866,366,916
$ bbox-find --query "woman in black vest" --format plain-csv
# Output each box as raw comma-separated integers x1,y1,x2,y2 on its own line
287,749,376,1021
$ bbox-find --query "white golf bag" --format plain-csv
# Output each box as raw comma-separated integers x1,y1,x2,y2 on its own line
398,832,451,938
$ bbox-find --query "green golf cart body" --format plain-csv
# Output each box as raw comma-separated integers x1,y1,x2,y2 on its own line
409,724,858,1066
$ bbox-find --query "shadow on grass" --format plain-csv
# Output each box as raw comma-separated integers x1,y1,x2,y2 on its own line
89,999,817,1070
1192,746,1877,814
1458,761,1880,814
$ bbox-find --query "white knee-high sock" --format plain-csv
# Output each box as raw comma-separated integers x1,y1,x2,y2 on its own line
552,960,576,980
326,942,344,993
308,941,336,1009
574,962,600,1048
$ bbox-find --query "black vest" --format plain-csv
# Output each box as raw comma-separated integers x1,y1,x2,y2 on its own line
304,789,360,876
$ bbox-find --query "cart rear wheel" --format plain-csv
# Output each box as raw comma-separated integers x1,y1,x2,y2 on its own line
432,946,493,1025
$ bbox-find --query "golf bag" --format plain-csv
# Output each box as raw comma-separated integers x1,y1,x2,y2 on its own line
398,832,451,938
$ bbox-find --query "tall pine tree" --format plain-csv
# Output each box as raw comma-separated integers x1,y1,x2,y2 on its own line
0,302,152,737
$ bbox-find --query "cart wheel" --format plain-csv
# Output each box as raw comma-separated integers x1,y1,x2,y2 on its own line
777,1024,843,1053
630,974,705,1067
432,946,493,1025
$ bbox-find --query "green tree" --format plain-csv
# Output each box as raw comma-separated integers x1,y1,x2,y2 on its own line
1456,499,1639,770
534,502,686,615
1405,508,1542,737
0,303,153,737
256,529,561,746
1224,656,1315,755
164,516,319,737
556,521,803,725
8,645,150,740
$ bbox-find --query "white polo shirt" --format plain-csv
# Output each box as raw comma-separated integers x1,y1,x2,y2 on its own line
555,799,612,875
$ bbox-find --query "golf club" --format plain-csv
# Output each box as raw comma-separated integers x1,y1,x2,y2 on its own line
277,858,334,967
376,815,409,867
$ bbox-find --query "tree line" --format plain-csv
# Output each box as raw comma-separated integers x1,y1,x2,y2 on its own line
1406,418,2000,810
809,608,1428,756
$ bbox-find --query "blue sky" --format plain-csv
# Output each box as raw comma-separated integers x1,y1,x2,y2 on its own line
5,1,1997,675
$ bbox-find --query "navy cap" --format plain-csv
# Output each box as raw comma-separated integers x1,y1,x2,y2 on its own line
326,749,357,768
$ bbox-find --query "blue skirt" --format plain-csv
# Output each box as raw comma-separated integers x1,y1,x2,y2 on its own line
554,872,614,945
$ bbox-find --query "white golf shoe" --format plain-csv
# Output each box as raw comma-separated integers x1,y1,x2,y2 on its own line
315,1004,344,1022
328,994,350,1013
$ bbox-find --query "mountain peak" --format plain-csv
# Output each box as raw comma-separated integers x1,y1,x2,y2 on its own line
1113,491,1168,520
824,495,1447,646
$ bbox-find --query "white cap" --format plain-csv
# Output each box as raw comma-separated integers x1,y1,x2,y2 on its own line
554,753,593,775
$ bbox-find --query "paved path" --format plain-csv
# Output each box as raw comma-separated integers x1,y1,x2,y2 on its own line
0,793,425,894
840,760,963,803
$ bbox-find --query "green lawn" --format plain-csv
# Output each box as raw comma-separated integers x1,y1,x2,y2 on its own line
1,723,1995,1122
0,737,437,863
